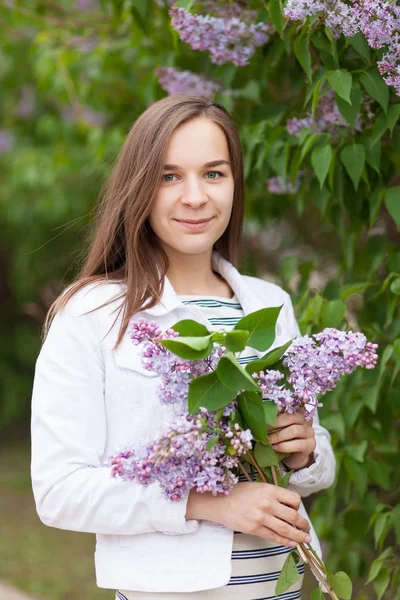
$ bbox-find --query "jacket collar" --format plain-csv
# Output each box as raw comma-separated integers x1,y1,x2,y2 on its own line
142,251,266,317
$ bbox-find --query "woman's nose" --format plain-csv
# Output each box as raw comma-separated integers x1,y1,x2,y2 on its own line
181,178,208,207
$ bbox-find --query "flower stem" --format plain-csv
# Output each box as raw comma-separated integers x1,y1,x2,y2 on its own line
249,453,339,599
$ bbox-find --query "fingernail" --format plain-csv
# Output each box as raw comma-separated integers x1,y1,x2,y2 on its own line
305,534,312,543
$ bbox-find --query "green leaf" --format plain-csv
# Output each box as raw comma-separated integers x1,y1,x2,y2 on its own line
374,513,389,549
217,352,260,392
233,306,282,352
263,401,279,425
300,132,323,163
366,547,393,585
366,138,381,174
347,33,371,60
360,69,389,114
387,104,400,136
159,335,213,360
237,391,268,443
171,319,210,337
223,329,250,352
346,440,368,463
311,144,333,189
373,568,391,600
174,0,193,9
188,371,237,413
339,282,372,300
369,184,385,226
131,0,150,34
385,186,400,229
206,436,219,451
239,80,261,103
390,279,400,295
328,70,352,104
329,571,352,599
336,82,362,127
245,339,293,374
311,588,324,600
275,551,300,595
340,144,366,191
344,457,368,496
294,33,312,80
321,299,346,328
268,0,284,35
254,442,280,467
369,111,388,147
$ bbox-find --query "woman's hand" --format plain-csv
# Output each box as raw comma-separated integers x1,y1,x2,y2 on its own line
268,412,316,471
186,483,312,547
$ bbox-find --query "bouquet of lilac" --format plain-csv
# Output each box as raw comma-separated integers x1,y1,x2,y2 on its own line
110,307,378,599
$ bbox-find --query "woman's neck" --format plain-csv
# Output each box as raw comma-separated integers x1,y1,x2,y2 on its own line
165,250,233,298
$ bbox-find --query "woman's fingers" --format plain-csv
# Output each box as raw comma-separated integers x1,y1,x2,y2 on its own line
268,412,312,429
274,503,311,533
269,424,312,445
272,439,316,454
264,516,312,544
259,527,298,548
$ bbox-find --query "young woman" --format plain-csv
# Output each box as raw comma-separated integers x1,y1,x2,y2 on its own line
31,95,336,599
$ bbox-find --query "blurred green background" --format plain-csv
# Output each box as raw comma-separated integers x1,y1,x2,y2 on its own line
1,0,399,598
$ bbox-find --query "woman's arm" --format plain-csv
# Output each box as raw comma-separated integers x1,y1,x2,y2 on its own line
31,296,198,537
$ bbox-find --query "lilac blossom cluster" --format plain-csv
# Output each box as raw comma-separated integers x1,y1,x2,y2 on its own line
284,0,400,96
0,130,14,154
286,89,374,138
267,174,302,195
109,407,253,500
130,318,225,410
155,67,225,98
253,328,379,419
169,6,271,66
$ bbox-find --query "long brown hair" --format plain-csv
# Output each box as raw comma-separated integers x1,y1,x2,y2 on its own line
44,94,245,347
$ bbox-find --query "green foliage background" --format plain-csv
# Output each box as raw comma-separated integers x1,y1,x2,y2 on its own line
1,0,399,598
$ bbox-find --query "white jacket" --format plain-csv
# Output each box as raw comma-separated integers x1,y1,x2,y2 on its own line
31,251,336,593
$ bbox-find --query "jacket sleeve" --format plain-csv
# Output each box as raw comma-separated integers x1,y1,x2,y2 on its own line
31,296,199,537
280,291,336,498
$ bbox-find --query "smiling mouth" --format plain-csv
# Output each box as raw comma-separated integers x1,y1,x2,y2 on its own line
175,218,213,224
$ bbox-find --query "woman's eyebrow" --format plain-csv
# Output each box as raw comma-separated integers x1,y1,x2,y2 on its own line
163,159,230,170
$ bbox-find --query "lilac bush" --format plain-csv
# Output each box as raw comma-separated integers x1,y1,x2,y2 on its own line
169,6,271,66
285,0,400,95
155,66,225,98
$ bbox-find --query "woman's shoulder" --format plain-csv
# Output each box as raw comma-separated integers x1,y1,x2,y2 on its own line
241,273,291,302
60,279,126,318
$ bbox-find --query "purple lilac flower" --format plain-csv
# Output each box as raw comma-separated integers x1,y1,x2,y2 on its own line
286,88,374,138
16,86,35,119
0,130,14,154
169,6,271,66
109,408,253,501
76,0,99,11
155,67,225,98
286,89,375,137
284,0,400,96
253,328,378,419
61,105,107,127
130,318,225,410
252,370,301,413
267,174,302,195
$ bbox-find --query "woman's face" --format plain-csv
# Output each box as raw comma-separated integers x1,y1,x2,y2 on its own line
149,117,234,259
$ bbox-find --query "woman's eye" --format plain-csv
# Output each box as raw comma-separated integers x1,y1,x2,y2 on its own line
205,171,224,179
162,171,224,183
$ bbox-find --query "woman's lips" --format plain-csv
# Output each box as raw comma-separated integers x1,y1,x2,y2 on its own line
175,218,213,230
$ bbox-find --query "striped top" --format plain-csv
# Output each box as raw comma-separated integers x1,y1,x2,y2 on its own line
118,294,303,599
